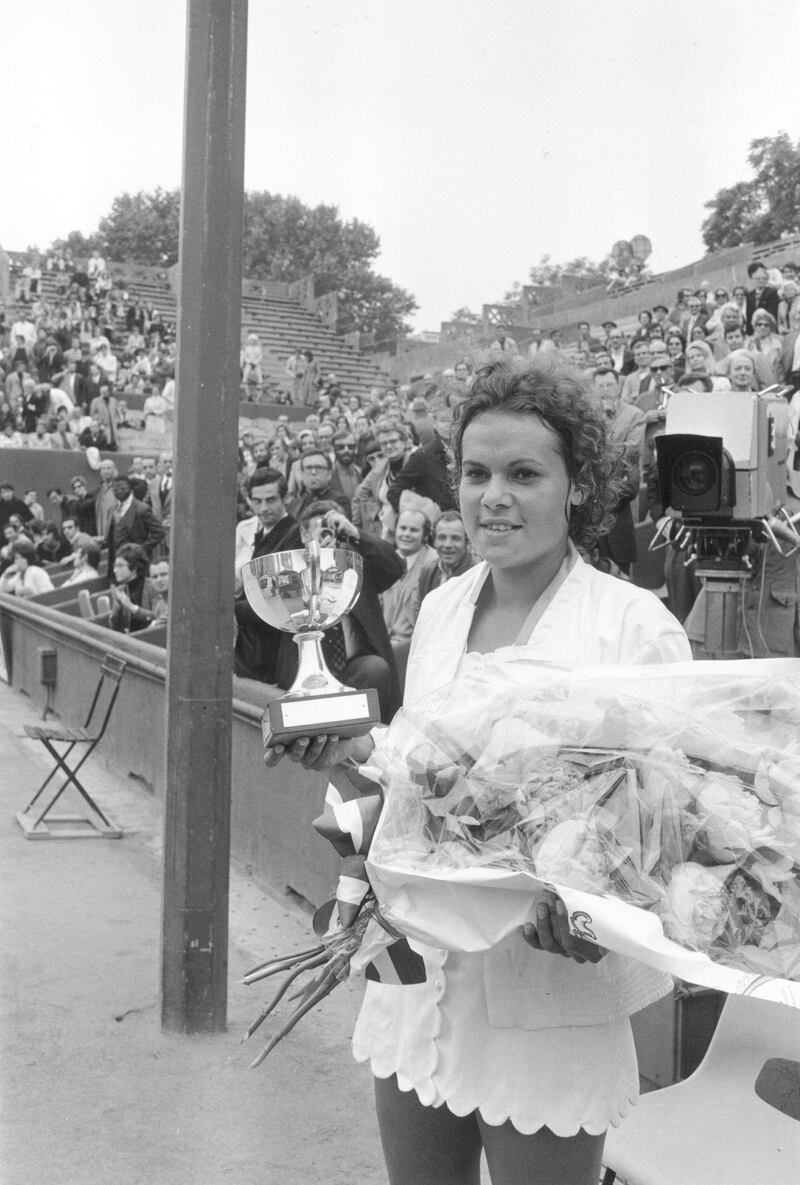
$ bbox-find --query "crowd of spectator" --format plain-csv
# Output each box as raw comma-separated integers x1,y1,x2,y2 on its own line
1,250,176,452
2,252,798,667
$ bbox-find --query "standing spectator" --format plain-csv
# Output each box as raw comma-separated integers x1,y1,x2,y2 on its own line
89,380,120,450
744,261,781,335
679,293,708,343
298,349,320,407
386,394,459,521
93,460,120,541
284,346,306,403
0,483,33,533
591,369,644,577
69,475,99,537
146,450,173,558
241,333,264,395
106,475,166,569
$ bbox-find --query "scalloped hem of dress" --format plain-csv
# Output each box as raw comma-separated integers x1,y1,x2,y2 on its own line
355,1050,639,1137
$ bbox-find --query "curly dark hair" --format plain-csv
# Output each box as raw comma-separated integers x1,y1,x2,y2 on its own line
452,356,627,548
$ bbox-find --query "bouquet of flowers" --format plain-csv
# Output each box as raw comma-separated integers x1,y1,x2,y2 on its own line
361,656,800,1006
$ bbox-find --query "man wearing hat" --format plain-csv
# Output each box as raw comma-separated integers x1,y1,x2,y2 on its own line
651,303,670,331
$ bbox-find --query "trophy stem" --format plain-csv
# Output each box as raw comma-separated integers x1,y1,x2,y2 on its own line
287,630,351,697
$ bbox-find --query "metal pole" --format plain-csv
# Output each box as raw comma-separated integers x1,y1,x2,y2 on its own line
161,0,248,1033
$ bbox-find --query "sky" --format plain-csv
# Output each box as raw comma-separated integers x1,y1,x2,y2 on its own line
5,0,800,333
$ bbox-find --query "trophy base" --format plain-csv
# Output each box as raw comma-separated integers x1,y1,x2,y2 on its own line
262,688,381,749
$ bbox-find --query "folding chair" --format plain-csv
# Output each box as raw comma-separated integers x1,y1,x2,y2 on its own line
601,994,800,1185
16,655,127,839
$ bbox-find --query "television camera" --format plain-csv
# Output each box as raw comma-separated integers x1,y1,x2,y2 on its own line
651,385,800,658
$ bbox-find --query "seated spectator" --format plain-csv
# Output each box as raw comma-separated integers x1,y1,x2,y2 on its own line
715,325,774,387
684,340,731,391
745,261,780,334
141,557,170,628
60,536,103,587
36,521,72,565
352,423,413,540
142,386,168,433
417,511,475,602
0,538,54,597
747,311,783,382
726,350,759,392
0,423,25,448
287,448,352,521
108,544,152,633
60,516,81,548
28,417,58,449
78,417,110,450
381,508,437,681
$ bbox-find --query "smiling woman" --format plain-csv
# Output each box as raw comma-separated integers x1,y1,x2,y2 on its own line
268,356,691,1185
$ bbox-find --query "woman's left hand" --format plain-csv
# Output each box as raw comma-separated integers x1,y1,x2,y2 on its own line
522,890,607,964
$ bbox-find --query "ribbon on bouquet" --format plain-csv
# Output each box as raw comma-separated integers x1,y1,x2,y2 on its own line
313,765,426,985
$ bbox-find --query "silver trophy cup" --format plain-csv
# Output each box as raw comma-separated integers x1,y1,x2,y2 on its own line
241,539,381,747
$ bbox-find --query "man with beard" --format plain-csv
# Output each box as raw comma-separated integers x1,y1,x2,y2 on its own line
329,430,362,504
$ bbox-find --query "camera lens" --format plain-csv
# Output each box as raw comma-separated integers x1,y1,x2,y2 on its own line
673,451,718,497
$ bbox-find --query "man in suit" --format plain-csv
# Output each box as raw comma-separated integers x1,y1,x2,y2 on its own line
679,293,709,344
89,380,120,450
591,369,645,577
274,500,404,722
744,261,780,335
147,450,173,557
604,326,636,376
106,475,166,570
233,467,304,682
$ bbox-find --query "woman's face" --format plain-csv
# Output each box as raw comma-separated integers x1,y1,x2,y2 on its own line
667,337,683,358
459,411,573,580
14,550,29,571
733,287,746,302
686,345,708,372
752,318,771,339
730,357,755,390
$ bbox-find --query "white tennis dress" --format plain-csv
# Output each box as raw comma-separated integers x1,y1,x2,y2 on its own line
352,551,692,1134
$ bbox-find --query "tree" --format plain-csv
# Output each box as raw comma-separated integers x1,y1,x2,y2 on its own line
503,255,612,307
242,192,416,341
701,132,800,253
49,188,417,339
98,188,181,265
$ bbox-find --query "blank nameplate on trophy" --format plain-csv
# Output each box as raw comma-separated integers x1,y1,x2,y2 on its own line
263,688,380,747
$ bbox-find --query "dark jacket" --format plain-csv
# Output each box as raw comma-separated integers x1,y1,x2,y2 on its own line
107,498,166,569
745,286,780,335
386,436,457,514
234,515,304,683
